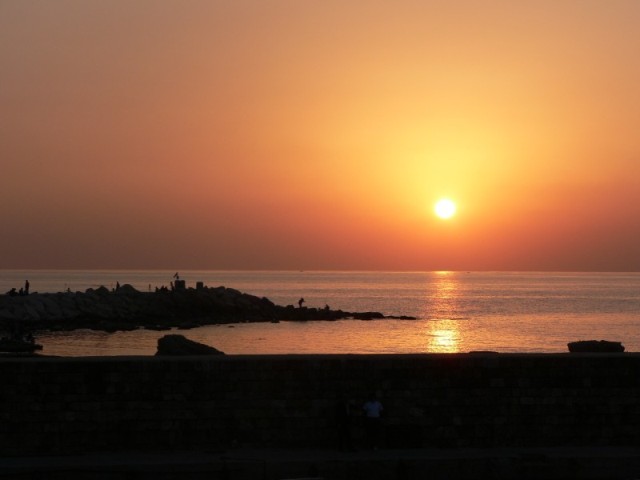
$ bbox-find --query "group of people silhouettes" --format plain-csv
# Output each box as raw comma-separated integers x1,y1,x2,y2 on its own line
5,280,29,296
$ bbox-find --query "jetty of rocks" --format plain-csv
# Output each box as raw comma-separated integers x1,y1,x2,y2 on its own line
0,283,414,333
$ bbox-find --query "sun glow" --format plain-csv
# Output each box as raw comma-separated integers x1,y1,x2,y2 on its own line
434,199,456,219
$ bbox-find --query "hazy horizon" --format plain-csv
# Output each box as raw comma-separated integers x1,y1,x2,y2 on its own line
2,268,640,275
3,1,640,271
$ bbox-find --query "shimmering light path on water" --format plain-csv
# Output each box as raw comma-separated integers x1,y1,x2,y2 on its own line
3,271,640,355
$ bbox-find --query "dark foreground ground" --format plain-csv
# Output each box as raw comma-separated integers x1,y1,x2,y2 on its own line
3,446,640,480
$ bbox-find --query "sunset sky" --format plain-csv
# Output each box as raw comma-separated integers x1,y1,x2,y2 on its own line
2,1,640,271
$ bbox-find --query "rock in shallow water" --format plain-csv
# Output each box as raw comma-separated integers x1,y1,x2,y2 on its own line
155,334,225,356
567,340,625,353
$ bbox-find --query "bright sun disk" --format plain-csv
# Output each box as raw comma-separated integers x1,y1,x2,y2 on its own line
435,199,456,219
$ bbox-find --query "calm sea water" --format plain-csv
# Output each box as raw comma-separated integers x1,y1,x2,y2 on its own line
3,270,640,355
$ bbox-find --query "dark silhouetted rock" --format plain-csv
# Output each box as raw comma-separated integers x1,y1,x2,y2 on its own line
352,312,385,320
155,334,225,356
95,286,110,296
117,284,139,295
568,340,625,353
145,324,171,331
0,337,42,353
0,284,405,332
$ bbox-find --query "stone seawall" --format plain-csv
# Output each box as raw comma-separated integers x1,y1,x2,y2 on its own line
2,354,640,456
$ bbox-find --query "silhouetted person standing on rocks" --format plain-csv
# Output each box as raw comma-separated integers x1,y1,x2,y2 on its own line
24,280,29,295
298,297,305,308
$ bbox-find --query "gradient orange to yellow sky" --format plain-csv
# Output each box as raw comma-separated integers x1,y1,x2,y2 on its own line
2,1,640,271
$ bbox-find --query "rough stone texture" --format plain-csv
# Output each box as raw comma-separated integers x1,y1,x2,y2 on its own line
155,334,225,356
1,353,639,456
0,287,411,332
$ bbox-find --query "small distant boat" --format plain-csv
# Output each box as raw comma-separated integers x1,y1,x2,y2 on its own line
0,336,43,353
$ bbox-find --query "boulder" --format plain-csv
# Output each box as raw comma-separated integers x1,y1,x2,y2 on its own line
117,284,139,295
155,334,225,356
41,297,64,319
567,340,625,353
95,286,110,296
22,304,41,321
0,309,16,321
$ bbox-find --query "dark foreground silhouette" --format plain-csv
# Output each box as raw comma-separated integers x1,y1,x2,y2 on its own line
0,283,415,333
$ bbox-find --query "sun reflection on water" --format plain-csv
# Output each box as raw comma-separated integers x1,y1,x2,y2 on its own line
424,272,463,353
426,321,460,353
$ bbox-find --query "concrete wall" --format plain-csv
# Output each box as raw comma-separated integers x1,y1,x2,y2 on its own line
2,354,640,455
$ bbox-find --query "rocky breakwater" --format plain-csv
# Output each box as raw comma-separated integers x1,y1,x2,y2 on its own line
0,284,414,333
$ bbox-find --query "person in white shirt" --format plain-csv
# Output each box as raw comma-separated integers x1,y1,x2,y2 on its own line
363,393,383,449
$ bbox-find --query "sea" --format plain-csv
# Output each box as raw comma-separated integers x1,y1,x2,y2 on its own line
2,270,640,356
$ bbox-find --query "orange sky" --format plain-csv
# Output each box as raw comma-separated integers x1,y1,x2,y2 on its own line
2,1,640,271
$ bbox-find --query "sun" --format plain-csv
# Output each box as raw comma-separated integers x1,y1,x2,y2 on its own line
434,199,456,219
